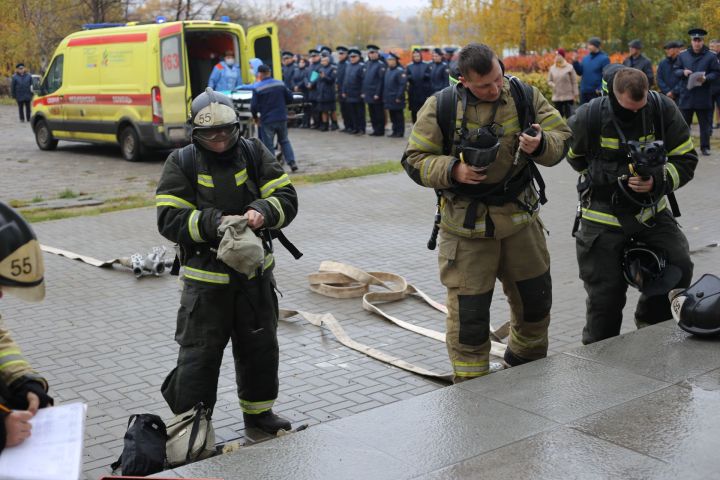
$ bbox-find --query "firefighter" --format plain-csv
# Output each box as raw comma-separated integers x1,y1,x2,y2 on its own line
567,66,696,344
0,202,54,451
156,88,298,434
403,43,571,382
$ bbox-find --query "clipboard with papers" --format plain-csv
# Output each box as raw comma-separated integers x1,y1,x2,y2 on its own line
0,402,86,480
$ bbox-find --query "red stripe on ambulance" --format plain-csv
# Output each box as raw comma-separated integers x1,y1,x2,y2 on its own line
67,33,147,47
159,23,182,38
33,94,152,107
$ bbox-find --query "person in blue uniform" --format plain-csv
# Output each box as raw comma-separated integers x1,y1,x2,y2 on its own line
208,50,242,91
335,46,351,132
657,41,683,103
281,51,296,89
406,49,431,123
428,47,449,93
306,48,322,128
674,28,720,156
341,48,365,134
383,52,407,138
316,52,338,131
291,57,310,128
362,44,386,136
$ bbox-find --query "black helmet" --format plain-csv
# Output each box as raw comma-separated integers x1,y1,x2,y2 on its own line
670,274,720,336
189,87,240,152
601,63,628,96
0,202,45,302
622,242,682,297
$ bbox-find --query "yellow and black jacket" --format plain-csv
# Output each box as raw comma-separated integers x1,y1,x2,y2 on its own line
404,79,572,240
156,138,298,286
567,94,697,230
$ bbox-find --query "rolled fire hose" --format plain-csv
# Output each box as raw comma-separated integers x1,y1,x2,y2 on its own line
280,261,510,383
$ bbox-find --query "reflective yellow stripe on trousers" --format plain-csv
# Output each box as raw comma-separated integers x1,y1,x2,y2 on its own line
240,398,275,414
452,360,489,378
183,266,229,285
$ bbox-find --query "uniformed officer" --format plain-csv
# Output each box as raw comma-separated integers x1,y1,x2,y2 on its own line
383,52,407,138
317,46,339,131
429,47,450,93
362,44,386,136
407,49,431,123
316,52,338,131
336,46,352,132
341,48,365,134
306,48,322,128
281,51,296,89
292,57,311,128
622,40,654,87
156,88,298,434
444,47,459,72
673,28,720,156
657,41,683,102
567,66,697,344
0,202,54,452
208,50,242,91
403,43,571,381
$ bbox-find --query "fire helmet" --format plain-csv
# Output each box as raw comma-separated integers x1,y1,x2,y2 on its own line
189,87,240,152
669,274,720,336
0,202,45,302
622,242,682,297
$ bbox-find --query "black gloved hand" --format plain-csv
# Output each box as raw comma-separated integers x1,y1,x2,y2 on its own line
10,377,53,410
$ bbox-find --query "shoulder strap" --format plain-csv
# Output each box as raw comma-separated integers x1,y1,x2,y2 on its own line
435,85,458,155
178,144,197,184
506,75,535,129
586,96,605,157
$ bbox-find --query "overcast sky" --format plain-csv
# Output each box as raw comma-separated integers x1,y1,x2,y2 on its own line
294,0,429,19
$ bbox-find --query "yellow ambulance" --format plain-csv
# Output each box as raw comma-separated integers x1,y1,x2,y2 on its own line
31,20,280,161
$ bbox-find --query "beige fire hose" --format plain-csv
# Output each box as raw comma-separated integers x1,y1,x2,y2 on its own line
280,261,509,383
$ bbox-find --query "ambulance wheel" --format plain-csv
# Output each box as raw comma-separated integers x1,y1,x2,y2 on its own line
34,119,58,151
120,126,145,162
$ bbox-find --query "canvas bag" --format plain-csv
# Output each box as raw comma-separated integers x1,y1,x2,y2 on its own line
165,402,216,467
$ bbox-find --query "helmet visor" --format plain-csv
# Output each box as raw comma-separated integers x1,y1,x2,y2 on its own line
193,125,240,152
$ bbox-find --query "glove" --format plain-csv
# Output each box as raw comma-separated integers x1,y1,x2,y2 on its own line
10,377,53,410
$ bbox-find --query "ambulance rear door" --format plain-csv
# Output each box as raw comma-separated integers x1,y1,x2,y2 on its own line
246,23,281,81
158,22,190,140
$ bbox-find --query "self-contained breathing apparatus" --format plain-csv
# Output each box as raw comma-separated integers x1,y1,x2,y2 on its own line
424,75,546,250
571,89,681,237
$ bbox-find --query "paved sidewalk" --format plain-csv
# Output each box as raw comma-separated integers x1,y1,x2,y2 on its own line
1,101,720,478
0,104,406,203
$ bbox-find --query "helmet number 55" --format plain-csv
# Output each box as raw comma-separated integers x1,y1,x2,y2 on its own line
10,257,32,276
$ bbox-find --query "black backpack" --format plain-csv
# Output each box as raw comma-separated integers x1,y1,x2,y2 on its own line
111,414,168,476
423,76,547,244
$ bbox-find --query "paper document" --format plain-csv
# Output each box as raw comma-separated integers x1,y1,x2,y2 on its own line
687,71,706,89
0,402,87,480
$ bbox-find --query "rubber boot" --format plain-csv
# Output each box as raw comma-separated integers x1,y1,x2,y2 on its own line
243,410,291,434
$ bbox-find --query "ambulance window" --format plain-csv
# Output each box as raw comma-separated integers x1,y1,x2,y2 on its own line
254,37,274,73
44,55,63,95
161,35,184,87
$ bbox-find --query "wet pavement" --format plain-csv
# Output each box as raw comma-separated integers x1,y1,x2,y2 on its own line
1,103,720,478
162,322,720,479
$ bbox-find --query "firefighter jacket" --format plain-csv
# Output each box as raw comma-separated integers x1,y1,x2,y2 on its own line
0,317,48,391
156,139,298,286
0,315,51,451
404,78,572,240
567,94,697,230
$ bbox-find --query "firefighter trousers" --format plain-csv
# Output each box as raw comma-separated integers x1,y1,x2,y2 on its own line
438,219,552,383
575,212,693,345
161,275,280,415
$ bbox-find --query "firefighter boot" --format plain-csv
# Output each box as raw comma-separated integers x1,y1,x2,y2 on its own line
243,410,291,434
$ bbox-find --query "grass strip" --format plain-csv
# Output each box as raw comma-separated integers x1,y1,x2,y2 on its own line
21,160,403,223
